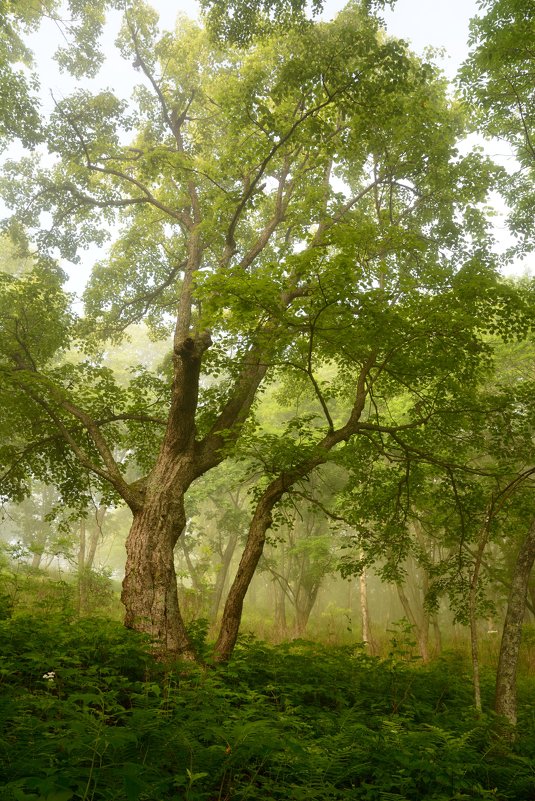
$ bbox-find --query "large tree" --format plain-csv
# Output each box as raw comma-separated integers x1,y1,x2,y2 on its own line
0,0,519,659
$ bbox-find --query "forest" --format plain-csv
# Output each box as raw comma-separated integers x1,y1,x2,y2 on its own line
0,0,535,798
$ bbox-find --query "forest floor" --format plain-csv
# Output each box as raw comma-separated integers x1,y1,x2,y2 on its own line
1,614,534,801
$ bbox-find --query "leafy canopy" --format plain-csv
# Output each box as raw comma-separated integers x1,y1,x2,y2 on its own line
0,0,523,520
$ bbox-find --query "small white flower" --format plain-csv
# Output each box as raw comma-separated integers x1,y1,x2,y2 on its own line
42,671,56,681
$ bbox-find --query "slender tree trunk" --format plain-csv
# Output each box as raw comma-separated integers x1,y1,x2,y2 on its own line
396,581,429,662
294,585,319,637
180,536,204,595
469,597,482,713
273,580,288,637
77,519,87,614
212,471,319,659
359,564,374,652
85,505,105,570
77,508,105,614
210,356,374,662
469,523,490,714
432,615,442,654
495,516,535,727
210,530,239,624
528,585,535,620
419,566,431,662
213,482,284,662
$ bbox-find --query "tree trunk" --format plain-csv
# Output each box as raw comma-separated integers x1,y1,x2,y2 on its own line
121,332,213,660
122,464,195,659
528,583,535,621
432,615,442,654
206,356,373,662
77,518,87,614
359,564,374,652
273,580,288,637
86,505,105,570
396,580,429,662
495,516,535,727
213,486,281,662
180,536,204,595
468,516,492,714
294,584,319,637
210,529,239,624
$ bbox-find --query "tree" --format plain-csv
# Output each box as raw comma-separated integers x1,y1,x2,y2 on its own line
459,0,535,252
495,514,535,727
261,493,338,637
0,0,519,660
0,0,113,151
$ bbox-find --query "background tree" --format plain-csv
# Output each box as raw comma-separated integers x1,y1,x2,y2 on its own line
261,491,338,637
459,0,535,253
0,0,114,151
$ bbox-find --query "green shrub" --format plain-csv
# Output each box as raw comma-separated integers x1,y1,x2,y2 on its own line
0,619,534,800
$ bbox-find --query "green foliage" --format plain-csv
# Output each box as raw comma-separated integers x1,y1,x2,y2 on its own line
0,1,521,506
459,0,535,253
1,0,534,678
0,0,115,149
0,542,118,619
0,618,534,800
200,0,323,46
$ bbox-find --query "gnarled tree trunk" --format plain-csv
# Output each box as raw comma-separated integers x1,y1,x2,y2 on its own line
122,478,195,658
210,529,239,624
121,333,210,661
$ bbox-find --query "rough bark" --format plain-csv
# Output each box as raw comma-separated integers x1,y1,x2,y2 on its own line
122,475,195,658
495,516,535,727
121,334,208,660
120,333,269,659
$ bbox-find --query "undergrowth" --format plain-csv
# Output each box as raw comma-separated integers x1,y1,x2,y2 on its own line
0,615,534,800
